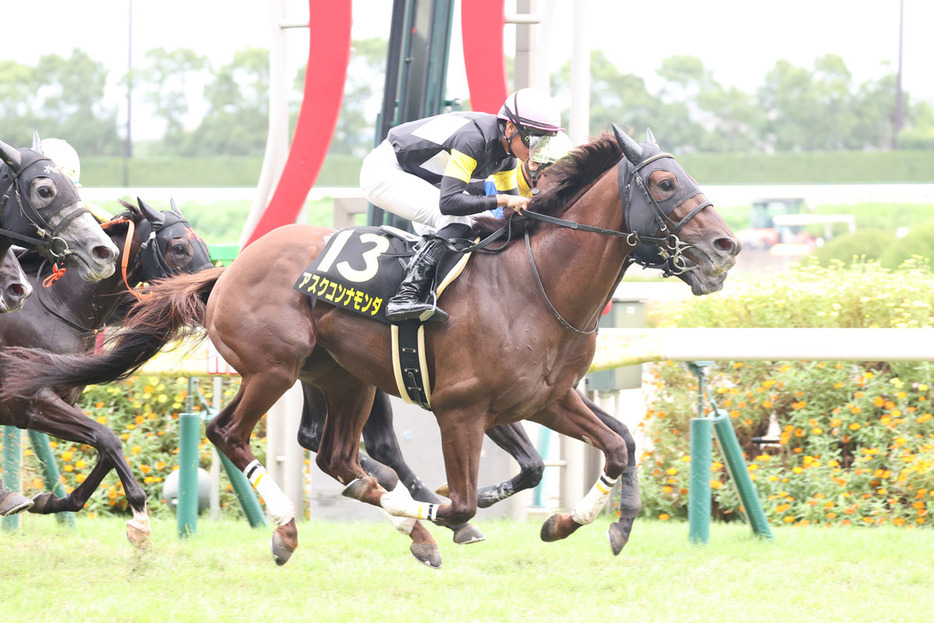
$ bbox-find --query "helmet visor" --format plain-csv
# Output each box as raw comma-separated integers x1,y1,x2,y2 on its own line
525,133,552,161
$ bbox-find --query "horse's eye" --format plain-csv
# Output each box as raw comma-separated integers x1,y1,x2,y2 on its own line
659,179,675,192
172,243,188,254
38,186,55,199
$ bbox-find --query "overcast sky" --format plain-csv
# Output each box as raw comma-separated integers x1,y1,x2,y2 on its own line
3,0,930,134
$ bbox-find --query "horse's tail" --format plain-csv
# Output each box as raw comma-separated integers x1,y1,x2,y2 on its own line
0,267,223,400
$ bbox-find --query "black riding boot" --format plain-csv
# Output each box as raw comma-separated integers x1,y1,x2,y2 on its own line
386,223,470,323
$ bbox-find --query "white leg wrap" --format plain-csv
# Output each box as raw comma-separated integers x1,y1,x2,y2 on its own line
244,460,295,527
379,508,417,535
570,471,618,525
380,481,439,521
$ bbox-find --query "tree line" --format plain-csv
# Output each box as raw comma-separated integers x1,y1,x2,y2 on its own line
1,40,931,160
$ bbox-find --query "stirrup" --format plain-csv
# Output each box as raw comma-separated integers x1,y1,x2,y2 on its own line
386,300,448,323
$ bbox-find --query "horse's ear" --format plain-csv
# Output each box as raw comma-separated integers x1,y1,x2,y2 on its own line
0,138,22,171
137,197,165,226
169,197,183,216
612,123,643,164
32,130,42,152
646,127,659,147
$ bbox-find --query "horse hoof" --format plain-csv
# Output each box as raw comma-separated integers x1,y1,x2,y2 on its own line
435,483,449,498
541,513,578,542
540,514,562,542
271,532,296,566
410,543,442,569
0,491,34,516
452,524,485,545
607,522,629,556
126,521,152,551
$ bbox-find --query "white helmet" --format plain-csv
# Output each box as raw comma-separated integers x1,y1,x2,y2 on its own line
497,88,563,134
40,138,81,185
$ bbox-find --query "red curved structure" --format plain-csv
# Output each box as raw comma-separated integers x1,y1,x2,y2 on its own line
461,0,508,113
244,0,509,247
243,0,352,248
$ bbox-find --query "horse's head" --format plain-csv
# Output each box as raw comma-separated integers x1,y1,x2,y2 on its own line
0,135,118,281
134,197,213,280
0,249,31,313
614,125,741,295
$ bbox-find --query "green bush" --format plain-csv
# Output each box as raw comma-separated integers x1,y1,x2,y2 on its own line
808,229,898,266
641,259,934,528
880,221,934,269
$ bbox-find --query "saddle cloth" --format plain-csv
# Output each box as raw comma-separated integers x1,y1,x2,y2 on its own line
293,226,473,410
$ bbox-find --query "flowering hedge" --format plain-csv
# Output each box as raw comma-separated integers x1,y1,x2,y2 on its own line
639,258,934,528
16,375,265,518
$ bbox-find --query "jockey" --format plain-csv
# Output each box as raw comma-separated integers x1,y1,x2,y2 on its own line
40,137,112,222
360,87,563,322
486,130,574,216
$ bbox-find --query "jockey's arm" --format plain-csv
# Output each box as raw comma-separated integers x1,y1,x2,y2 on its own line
438,149,499,216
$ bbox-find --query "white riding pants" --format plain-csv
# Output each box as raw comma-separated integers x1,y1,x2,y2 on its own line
359,139,475,236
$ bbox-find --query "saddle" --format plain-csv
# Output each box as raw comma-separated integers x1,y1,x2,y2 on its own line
293,226,474,409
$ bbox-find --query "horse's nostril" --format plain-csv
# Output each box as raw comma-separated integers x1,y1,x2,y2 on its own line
93,245,115,261
11,284,26,297
714,236,740,256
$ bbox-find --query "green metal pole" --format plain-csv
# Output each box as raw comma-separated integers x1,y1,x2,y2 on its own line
688,418,712,544
685,361,715,544
217,451,267,528
532,425,551,508
27,431,75,527
177,411,200,538
199,378,266,528
2,426,22,531
712,410,774,540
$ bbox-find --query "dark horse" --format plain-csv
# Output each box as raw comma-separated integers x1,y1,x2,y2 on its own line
0,252,30,314
0,198,211,540
0,135,119,282
0,127,740,566
0,134,120,516
298,385,641,554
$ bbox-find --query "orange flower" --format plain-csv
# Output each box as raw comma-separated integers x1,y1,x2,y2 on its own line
659,513,670,521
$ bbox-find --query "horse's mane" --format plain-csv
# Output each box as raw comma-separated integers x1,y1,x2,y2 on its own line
470,131,623,240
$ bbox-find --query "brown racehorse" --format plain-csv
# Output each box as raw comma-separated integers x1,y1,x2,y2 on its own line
0,127,740,566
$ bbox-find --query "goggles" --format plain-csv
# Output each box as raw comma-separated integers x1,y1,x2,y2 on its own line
524,132,553,160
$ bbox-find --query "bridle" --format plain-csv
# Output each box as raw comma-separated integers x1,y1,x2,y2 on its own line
35,208,212,333
520,133,712,334
619,151,714,278
0,152,89,260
